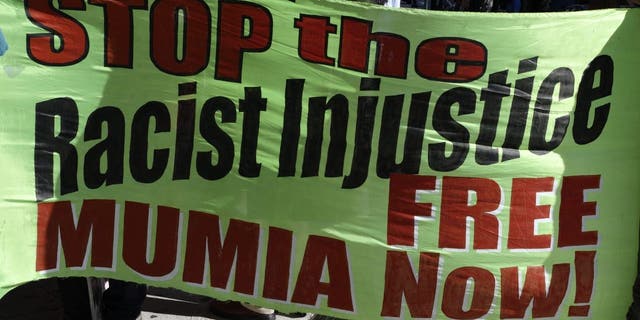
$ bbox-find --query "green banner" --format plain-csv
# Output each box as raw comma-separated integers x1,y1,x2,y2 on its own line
1,0,640,318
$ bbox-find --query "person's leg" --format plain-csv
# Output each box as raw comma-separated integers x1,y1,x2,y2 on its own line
628,275,640,320
101,279,147,320
627,229,640,320
57,277,92,320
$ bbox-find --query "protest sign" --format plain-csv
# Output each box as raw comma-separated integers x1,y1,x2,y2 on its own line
1,0,640,318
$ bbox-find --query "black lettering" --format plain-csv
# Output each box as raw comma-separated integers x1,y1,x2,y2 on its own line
35,98,79,201
238,87,266,177
529,67,574,154
573,55,613,144
173,82,197,180
129,101,171,183
342,78,379,188
428,87,475,171
197,96,237,180
376,92,431,178
476,70,511,165
302,94,349,178
84,106,125,189
502,57,537,161
278,79,305,177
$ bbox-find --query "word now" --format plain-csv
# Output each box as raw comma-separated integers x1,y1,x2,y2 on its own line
381,250,596,318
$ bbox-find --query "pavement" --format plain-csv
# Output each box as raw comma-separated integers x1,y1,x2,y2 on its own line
0,279,315,320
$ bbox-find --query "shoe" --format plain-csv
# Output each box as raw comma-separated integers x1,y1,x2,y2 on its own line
209,299,275,320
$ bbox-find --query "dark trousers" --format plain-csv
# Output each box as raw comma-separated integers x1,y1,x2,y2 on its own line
58,278,146,320
628,228,640,320
628,275,640,320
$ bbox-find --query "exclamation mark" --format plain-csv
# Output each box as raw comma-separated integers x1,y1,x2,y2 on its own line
568,251,596,317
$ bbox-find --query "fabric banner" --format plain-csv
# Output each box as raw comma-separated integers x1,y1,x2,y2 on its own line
1,0,640,318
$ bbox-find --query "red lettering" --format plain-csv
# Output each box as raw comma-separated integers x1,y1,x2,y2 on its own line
415,38,487,83
387,174,436,246
215,1,272,82
263,227,293,301
568,251,596,316
442,267,495,319
508,177,554,249
295,15,336,65
36,200,115,271
500,264,570,318
182,212,259,294
438,176,501,250
558,176,600,247
150,0,211,75
381,251,439,318
122,202,180,277
25,0,89,65
291,236,353,311
88,0,147,68
338,17,409,78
